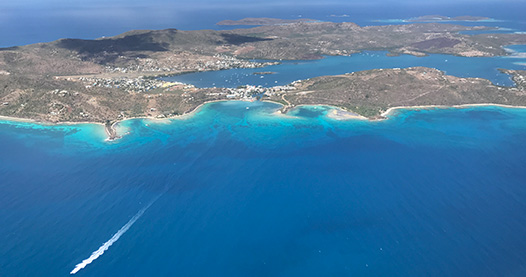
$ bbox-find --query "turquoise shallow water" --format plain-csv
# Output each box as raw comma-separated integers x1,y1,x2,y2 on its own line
1,102,526,276
3,2,526,275
163,46,526,88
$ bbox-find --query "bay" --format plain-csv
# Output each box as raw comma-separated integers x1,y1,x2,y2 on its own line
163,47,526,88
1,102,526,276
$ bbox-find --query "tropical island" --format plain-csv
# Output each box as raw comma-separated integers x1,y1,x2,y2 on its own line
253,71,276,75
217,17,318,25
407,15,493,22
1,17,526,139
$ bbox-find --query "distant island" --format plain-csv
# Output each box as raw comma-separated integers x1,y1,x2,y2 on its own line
253,71,276,75
217,17,318,26
408,15,492,22
1,17,525,139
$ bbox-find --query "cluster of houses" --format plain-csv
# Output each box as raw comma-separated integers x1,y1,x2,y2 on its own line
79,76,183,93
206,84,297,100
105,54,278,74
193,54,279,71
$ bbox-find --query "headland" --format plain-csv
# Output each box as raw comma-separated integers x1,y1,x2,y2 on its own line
1,17,526,140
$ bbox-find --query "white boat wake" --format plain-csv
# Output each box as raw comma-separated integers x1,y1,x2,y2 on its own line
70,194,162,275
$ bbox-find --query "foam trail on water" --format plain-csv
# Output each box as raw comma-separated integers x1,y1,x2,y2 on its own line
70,193,162,274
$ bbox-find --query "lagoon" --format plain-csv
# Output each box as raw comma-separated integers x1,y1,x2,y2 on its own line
163,46,526,88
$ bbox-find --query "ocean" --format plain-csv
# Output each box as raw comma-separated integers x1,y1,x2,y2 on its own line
2,102,526,276
2,2,526,47
2,1,526,276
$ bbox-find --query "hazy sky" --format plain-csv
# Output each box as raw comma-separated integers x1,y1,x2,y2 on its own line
3,0,524,8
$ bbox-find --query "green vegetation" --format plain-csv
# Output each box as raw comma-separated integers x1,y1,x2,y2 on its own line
279,67,526,117
1,19,526,123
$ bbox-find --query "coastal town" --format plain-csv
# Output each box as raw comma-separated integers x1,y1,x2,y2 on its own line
104,54,279,74
76,74,297,100
1,17,526,127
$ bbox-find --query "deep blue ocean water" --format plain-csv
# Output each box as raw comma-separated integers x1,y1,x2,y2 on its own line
2,2,526,276
1,2,526,47
163,45,526,88
1,101,526,276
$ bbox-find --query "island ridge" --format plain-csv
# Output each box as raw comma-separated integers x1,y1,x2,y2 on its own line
1,18,526,138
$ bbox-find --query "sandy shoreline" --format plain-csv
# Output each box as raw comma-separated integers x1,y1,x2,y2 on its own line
313,105,368,120
2,102,526,141
0,115,107,127
0,115,37,124
380,103,526,117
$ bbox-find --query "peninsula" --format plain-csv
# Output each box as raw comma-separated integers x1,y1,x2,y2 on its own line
217,17,318,25
407,15,492,22
1,18,526,138
268,67,526,118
